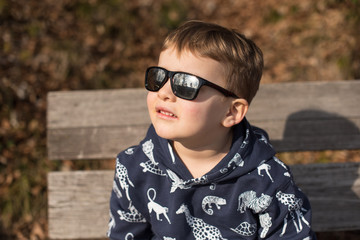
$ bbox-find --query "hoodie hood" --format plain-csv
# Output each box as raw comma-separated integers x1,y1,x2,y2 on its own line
143,117,276,187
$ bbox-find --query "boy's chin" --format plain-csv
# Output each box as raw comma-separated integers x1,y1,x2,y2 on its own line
153,126,176,140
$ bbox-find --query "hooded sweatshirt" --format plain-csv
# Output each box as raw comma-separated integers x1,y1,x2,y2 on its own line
108,119,316,240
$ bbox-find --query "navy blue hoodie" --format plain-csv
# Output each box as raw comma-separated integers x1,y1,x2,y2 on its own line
108,119,316,239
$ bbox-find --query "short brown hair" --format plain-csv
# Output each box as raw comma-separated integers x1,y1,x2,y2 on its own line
162,20,263,104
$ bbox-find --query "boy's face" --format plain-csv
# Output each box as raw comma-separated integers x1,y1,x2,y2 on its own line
147,47,234,147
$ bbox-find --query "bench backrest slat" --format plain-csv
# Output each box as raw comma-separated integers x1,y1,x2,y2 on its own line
47,80,360,160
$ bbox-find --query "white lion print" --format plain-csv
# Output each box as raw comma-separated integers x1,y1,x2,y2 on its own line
237,190,273,213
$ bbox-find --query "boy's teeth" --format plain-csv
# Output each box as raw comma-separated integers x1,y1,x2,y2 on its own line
160,110,175,117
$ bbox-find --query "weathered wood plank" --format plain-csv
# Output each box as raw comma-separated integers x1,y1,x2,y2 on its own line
47,88,149,129
292,162,360,232
247,80,360,152
47,162,360,239
47,81,360,160
48,170,114,239
47,125,149,160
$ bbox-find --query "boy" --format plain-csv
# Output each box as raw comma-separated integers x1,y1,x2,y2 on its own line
108,20,316,239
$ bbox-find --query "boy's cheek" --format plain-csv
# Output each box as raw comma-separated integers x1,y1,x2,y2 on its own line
146,92,156,109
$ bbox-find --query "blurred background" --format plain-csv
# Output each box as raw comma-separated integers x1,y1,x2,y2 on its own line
1,0,360,239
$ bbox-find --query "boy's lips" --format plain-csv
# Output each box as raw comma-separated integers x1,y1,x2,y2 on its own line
155,106,177,118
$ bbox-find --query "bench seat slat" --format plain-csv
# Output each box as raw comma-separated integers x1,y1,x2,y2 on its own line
47,162,360,239
48,170,114,239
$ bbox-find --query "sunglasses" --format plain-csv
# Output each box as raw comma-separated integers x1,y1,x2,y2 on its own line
145,66,239,100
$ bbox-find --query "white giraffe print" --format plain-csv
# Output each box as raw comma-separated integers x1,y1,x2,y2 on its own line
147,188,171,224
176,204,227,240
237,190,273,213
115,160,134,203
276,191,310,236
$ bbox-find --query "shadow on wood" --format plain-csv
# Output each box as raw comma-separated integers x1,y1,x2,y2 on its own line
271,109,360,232
272,109,360,152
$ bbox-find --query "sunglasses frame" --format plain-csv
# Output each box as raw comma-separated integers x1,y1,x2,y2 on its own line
145,66,239,100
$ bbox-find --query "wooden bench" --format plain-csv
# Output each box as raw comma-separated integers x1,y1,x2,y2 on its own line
47,80,360,239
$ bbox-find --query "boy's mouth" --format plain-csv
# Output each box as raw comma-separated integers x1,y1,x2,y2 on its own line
159,110,176,117
156,107,177,118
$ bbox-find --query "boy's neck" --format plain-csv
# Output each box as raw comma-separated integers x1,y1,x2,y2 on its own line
172,130,233,178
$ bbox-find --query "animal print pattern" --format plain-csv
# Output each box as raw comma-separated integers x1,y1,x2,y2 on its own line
237,190,272,213
231,221,257,236
110,134,313,239
202,196,227,215
117,203,146,223
276,191,311,236
147,188,171,224
176,204,227,240
259,212,272,238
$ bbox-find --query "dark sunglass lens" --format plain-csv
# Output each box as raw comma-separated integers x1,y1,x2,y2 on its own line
147,68,166,91
172,73,199,100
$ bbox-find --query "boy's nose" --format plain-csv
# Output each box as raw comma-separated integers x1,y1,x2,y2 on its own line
157,79,176,101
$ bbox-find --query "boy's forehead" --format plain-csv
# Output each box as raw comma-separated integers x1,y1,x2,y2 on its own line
158,47,227,86
159,48,214,68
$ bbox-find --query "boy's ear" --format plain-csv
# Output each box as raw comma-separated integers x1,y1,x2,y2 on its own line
222,98,249,128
